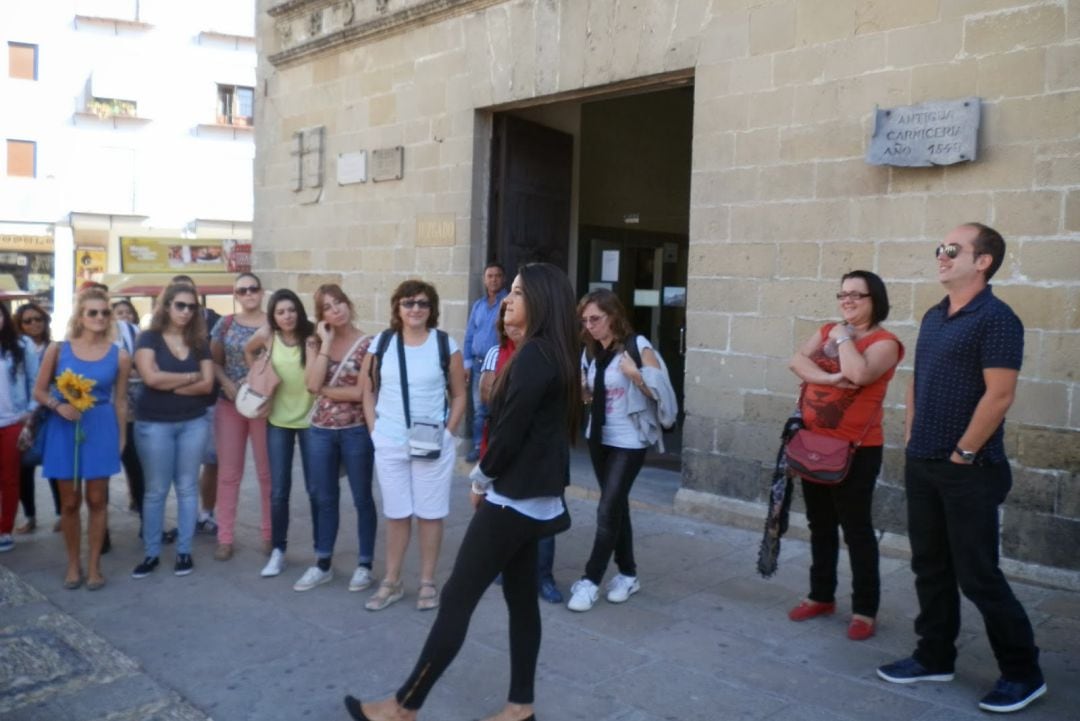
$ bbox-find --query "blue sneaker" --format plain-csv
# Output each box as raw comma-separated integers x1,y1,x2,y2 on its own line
978,676,1047,713
877,656,954,684
538,578,563,604
0,534,14,552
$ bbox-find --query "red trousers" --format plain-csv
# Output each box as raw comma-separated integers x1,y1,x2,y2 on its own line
0,422,24,534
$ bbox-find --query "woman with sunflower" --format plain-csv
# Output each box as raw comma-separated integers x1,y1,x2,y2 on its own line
131,283,215,579
33,288,130,589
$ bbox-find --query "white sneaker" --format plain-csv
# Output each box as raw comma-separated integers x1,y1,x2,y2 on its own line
606,574,640,603
567,579,599,612
348,566,374,592
293,565,334,591
260,548,286,577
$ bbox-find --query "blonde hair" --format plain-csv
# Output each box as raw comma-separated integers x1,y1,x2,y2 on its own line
67,288,117,342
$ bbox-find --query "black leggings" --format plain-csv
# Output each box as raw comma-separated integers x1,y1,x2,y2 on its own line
121,422,144,515
18,465,60,519
584,442,647,584
396,500,546,709
801,445,883,617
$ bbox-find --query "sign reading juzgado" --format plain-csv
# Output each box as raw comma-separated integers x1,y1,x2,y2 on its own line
866,97,980,167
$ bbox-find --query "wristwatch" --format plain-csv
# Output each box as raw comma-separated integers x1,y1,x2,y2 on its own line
954,447,977,463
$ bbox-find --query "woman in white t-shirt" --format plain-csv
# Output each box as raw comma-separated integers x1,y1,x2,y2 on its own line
568,289,663,613
360,279,466,612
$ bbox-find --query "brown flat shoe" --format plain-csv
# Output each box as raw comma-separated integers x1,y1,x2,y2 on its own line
214,543,234,561
15,518,36,534
86,577,107,591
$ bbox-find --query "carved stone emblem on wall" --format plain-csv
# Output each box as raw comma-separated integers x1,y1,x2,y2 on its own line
309,9,323,36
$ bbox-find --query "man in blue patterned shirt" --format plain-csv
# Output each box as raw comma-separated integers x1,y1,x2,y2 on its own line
877,223,1045,714
462,263,507,462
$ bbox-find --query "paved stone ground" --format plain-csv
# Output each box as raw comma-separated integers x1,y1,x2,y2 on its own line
2,451,1077,721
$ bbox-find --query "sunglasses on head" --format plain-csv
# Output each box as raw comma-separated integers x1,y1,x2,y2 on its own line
85,308,112,318
173,301,199,312
235,285,261,296
401,299,431,310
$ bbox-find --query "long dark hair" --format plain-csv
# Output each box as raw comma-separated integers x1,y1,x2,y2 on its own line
267,289,314,367
14,302,50,345
149,283,207,351
492,263,581,440
0,303,25,373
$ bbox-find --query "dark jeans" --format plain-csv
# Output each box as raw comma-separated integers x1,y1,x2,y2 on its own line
267,423,314,553
906,457,1041,681
397,501,546,709
801,445,882,617
584,442,647,584
18,465,60,519
307,425,376,565
537,536,555,583
121,422,144,516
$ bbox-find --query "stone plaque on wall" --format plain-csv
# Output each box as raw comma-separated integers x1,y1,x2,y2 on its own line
371,146,404,182
866,97,980,167
416,214,455,247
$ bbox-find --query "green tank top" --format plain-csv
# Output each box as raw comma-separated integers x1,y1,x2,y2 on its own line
268,336,314,428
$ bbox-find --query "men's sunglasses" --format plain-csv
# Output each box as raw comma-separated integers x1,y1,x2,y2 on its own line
401,299,431,310
935,243,983,260
85,309,112,318
235,285,261,296
173,301,199,312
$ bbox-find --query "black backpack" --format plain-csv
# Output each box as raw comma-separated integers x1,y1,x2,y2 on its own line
369,328,450,395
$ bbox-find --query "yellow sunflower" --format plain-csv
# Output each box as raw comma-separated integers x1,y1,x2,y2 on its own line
56,369,96,413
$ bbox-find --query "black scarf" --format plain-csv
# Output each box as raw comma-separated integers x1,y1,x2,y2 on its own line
589,343,617,439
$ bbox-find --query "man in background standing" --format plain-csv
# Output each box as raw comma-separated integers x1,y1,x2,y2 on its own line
877,223,1045,714
462,263,506,463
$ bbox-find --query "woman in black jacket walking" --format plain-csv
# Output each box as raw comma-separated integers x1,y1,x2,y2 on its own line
346,262,580,721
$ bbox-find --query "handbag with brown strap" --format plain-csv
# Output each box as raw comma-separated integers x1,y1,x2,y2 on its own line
785,384,878,485
235,333,281,420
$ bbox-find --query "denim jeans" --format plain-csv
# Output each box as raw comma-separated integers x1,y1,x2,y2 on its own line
267,423,313,553
136,416,210,557
470,362,487,452
308,425,376,564
906,458,1041,681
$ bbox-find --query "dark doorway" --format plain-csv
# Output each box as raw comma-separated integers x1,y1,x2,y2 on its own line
488,115,573,272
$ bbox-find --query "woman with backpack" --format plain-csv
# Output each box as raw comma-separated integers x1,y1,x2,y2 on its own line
360,279,466,612
13,302,54,535
568,288,675,613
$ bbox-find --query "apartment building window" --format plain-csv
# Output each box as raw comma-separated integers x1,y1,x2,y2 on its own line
217,84,254,126
6,140,36,177
8,43,38,80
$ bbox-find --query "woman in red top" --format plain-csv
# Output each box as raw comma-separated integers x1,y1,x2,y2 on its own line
788,270,903,641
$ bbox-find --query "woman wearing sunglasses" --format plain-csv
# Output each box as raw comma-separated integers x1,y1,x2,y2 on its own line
209,273,272,561
13,302,59,535
32,289,128,588
130,283,214,579
245,288,316,579
359,280,466,612
786,270,903,641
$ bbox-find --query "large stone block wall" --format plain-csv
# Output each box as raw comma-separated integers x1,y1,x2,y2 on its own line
254,0,1080,576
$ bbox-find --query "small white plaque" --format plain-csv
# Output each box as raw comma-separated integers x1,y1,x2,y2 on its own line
634,289,660,307
601,250,620,282
337,151,367,185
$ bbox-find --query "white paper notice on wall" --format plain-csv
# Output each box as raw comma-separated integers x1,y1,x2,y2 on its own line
634,289,660,307
601,250,619,282
337,152,367,185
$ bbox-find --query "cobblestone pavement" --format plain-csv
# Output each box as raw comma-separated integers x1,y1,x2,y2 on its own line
1,455,1077,721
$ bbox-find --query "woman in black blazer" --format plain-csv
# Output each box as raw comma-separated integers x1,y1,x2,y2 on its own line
346,262,581,721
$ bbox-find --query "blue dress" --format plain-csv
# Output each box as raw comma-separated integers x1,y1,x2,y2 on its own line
42,342,121,481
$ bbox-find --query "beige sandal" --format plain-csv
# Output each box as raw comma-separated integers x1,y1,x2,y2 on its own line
365,579,404,611
416,581,440,611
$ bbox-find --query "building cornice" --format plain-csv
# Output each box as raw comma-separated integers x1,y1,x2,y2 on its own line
267,0,506,67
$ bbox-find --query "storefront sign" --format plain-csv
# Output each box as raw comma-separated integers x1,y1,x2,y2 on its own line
121,237,250,273
866,97,979,167
0,234,54,252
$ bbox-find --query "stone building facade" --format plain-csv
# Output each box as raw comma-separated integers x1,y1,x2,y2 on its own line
255,0,1080,581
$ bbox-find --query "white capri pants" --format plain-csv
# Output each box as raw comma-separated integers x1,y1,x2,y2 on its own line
372,428,456,520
